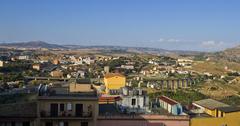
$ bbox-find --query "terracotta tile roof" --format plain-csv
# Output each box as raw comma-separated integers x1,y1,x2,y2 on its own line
104,73,125,78
99,96,122,102
159,96,179,105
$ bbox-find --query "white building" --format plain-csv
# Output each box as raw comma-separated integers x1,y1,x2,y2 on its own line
0,60,4,67
116,87,149,114
18,55,30,60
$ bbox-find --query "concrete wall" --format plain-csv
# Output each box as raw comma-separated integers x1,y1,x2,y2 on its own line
69,83,93,92
97,115,189,126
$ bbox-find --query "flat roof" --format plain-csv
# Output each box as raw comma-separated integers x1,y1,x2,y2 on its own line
193,99,229,110
217,106,240,113
0,102,37,118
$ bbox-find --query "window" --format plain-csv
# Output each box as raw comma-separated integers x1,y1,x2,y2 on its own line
11,122,15,126
59,122,64,126
81,122,88,126
22,122,30,126
50,104,58,117
60,103,65,111
59,122,68,126
67,103,72,111
64,122,68,126
76,104,83,117
45,122,53,126
132,99,136,106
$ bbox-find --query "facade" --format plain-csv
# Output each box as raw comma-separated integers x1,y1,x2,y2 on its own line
116,87,149,114
97,115,190,126
50,70,64,78
192,99,229,117
37,84,99,126
0,102,38,126
104,73,126,94
53,59,60,65
191,106,240,126
0,60,4,67
18,55,30,60
69,79,94,93
33,64,41,71
159,96,183,115
103,66,109,74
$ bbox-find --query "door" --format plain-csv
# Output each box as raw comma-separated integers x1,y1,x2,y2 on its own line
75,104,83,117
50,103,58,117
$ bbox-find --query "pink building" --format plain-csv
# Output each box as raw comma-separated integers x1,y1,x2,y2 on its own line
97,114,190,126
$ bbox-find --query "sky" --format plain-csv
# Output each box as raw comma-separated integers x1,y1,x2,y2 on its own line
0,0,240,52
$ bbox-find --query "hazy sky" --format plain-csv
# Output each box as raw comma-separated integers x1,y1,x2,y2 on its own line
0,0,240,51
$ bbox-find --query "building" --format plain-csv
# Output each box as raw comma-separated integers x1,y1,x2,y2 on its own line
38,84,99,126
0,60,4,67
0,102,37,126
192,99,229,117
116,87,149,114
18,55,30,60
104,73,126,94
159,96,183,115
32,64,41,71
191,99,240,126
103,66,109,74
52,59,60,65
50,70,63,78
97,114,190,126
69,79,94,93
120,65,134,70
177,59,193,68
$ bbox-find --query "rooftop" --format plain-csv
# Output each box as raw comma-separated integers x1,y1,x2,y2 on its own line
0,102,37,118
217,106,240,113
193,99,229,110
38,86,98,100
159,96,179,105
104,73,125,78
76,78,91,84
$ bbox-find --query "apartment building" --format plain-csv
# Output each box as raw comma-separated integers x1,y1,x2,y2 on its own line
37,84,99,126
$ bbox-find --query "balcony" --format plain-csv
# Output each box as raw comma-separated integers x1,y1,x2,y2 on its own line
40,110,93,119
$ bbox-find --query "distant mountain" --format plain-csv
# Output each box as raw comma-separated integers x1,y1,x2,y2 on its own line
0,41,202,55
0,41,66,49
222,45,240,62
210,45,240,62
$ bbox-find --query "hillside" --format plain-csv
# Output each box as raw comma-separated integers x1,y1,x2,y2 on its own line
0,41,65,49
210,45,240,63
0,41,202,55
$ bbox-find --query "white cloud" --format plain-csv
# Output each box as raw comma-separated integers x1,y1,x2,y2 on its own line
157,38,183,43
201,40,224,48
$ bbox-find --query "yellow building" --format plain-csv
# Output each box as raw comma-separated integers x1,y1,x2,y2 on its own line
104,73,126,94
191,99,240,126
191,107,240,126
192,99,229,117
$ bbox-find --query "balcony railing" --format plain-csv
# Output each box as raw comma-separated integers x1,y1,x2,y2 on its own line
40,110,92,118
